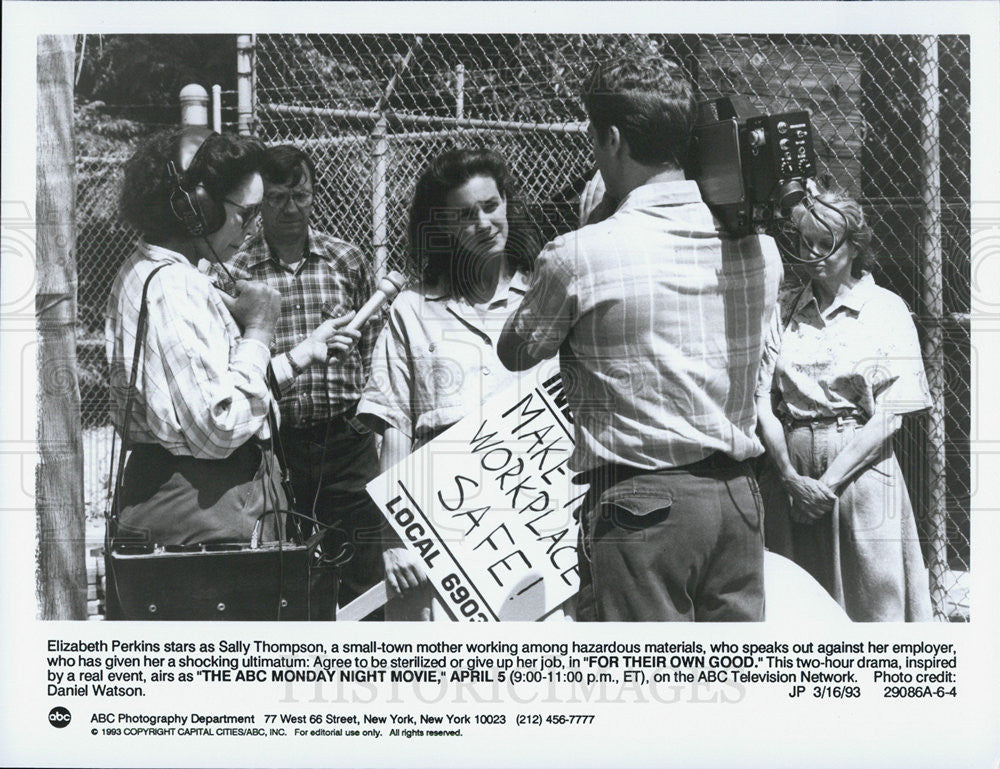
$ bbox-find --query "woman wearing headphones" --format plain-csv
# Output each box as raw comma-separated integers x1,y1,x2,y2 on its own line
106,127,357,550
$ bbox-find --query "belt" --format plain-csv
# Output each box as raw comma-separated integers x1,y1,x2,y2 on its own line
281,409,358,438
781,413,865,431
131,437,271,453
573,450,752,488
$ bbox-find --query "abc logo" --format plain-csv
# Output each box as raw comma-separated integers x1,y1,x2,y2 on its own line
48,706,71,728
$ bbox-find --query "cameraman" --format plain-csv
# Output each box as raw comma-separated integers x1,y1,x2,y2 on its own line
497,57,782,621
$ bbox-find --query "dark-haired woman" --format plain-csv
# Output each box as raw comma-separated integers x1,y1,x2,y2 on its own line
357,147,544,620
756,190,933,621
106,127,357,552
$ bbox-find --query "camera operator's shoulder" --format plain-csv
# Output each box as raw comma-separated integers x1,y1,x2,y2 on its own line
720,227,778,252
718,230,782,265
542,220,615,262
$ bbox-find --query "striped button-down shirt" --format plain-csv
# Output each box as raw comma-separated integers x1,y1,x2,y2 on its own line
229,228,380,427
510,180,783,472
105,242,274,459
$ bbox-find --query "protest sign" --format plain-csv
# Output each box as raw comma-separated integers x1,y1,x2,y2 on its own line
367,361,585,621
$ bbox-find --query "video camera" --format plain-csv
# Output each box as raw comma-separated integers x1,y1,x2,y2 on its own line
691,95,841,262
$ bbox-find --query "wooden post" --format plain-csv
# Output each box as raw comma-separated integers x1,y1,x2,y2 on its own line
36,35,86,619
916,35,949,619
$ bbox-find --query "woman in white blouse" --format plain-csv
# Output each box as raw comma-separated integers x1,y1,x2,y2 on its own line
756,190,933,621
357,147,543,619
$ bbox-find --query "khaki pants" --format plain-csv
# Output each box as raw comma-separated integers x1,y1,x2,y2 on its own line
577,455,765,622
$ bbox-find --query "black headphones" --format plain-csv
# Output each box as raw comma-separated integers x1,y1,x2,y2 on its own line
166,127,227,237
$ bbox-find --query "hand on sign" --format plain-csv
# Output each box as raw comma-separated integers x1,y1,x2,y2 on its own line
383,546,428,596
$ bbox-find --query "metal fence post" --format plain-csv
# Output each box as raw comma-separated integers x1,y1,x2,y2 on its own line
368,37,423,279
371,116,389,279
917,35,949,619
237,34,254,135
455,63,465,119
212,84,222,133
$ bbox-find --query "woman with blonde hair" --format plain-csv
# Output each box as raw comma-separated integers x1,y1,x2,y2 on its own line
756,189,934,621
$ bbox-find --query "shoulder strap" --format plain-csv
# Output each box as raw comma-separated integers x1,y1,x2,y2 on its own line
780,283,809,330
107,264,169,539
265,366,297,513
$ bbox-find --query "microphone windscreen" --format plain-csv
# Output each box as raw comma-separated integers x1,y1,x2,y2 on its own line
380,270,407,300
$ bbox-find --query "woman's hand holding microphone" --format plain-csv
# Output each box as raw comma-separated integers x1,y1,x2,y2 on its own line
220,270,406,374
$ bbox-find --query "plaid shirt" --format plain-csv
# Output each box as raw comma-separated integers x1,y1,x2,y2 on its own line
228,228,381,427
509,180,783,472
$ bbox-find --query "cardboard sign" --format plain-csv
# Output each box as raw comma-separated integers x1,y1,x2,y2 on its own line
367,362,585,621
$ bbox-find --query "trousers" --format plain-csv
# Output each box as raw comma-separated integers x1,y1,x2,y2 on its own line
759,419,932,621
576,454,765,622
280,415,384,607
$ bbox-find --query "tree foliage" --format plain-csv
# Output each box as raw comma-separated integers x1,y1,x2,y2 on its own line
74,34,237,155
75,34,236,107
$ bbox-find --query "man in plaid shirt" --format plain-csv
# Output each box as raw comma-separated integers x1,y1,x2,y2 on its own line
229,144,385,611
499,57,782,621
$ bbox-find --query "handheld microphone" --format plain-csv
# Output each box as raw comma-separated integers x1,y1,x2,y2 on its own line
327,270,406,331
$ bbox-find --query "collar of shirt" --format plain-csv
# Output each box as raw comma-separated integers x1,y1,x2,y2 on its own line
425,269,530,341
614,179,705,215
238,226,334,274
139,240,194,267
142,241,222,293
483,268,530,307
796,272,877,321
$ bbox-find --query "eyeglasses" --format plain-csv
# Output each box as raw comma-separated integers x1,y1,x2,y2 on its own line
263,190,314,209
224,199,262,229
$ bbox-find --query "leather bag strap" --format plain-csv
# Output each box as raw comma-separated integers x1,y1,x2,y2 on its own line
108,264,168,540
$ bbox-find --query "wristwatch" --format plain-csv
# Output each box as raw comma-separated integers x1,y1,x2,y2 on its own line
285,350,305,377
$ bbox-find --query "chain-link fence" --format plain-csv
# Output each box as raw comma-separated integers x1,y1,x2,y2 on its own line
75,33,970,619
77,154,132,530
